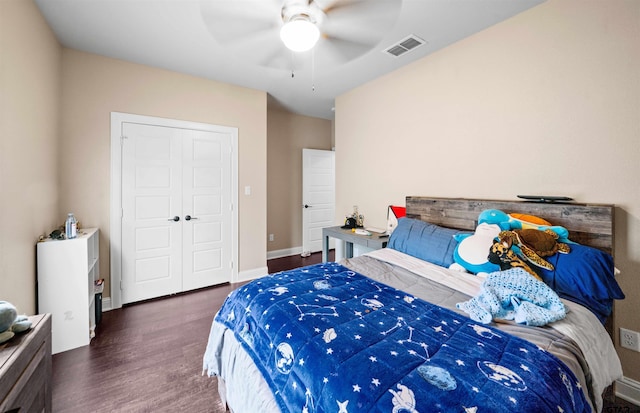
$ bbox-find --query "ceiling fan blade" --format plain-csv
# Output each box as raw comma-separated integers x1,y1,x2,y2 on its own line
317,0,401,21
321,20,389,46
207,27,288,71
200,0,282,45
258,46,293,71
314,35,373,66
318,0,402,46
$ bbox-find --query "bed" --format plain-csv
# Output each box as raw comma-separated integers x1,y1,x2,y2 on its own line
203,197,624,413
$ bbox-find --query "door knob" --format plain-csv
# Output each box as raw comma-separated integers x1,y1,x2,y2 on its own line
168,216,180,222
304,204,312,208
185,215,199,221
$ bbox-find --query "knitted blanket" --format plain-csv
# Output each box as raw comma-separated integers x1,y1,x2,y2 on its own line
457,268,566,326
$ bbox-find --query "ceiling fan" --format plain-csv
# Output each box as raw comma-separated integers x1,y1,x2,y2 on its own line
200,0,402,71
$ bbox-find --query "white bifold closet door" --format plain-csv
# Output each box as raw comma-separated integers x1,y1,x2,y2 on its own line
121,122,232,304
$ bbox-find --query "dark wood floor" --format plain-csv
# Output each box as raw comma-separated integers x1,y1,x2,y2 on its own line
52,250,638,412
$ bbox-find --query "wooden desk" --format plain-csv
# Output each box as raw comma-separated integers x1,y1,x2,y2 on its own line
322,226,388,262
0,313,52,413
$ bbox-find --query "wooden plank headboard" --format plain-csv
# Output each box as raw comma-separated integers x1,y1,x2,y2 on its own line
405,196,614,255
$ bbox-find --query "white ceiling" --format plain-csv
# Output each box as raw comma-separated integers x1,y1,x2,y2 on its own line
35,0,544,120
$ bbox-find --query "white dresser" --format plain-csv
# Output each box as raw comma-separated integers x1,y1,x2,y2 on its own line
37,228,99,354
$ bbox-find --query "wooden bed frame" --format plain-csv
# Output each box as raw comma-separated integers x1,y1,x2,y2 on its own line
405,196,614,254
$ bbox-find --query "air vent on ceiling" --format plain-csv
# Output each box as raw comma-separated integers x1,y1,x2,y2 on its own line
383,35,425,58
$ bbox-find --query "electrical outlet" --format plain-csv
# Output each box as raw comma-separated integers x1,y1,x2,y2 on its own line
268,234,274,242
620,328,640,352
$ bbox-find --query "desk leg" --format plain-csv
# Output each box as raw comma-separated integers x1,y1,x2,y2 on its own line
322,235,329,263
345,241,354,259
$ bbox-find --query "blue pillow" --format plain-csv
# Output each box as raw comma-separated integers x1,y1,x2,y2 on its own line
388,218,463,268
534,243,625,323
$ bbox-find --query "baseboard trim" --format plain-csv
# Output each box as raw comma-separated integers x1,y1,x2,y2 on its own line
237,266,269,283
616,376,640,406
267,247,303,260
99,268,271,309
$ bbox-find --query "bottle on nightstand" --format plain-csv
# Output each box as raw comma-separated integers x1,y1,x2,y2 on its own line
65,213,77,239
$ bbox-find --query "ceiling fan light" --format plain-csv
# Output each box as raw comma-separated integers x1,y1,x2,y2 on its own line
280,19,320,52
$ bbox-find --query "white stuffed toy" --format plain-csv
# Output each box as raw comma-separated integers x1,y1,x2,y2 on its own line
0,301,32,344
450,223,502,274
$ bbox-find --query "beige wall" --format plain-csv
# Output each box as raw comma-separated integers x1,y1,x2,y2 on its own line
59,49,268,294
267,108,332,254
336,0,640,380
0,0,61,314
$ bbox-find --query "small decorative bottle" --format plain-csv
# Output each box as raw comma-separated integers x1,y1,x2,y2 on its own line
353,205,364,227
65,213,77,239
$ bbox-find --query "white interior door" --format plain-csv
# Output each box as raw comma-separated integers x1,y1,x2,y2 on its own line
182,129,232,291
302,149,335,255
121,122,233,304
122,123,183,303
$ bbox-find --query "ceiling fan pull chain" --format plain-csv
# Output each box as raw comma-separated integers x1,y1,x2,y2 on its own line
311,48,315,91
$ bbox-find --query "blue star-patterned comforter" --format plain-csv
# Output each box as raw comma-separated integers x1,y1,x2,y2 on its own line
213,262,589,412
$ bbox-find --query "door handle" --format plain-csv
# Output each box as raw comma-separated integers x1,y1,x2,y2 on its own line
304,204,312,208
168,216,180,222
185,215,199,221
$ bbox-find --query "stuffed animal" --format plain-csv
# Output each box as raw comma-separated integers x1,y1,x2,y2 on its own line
0,301,31,344
498,229,571,271
451,223,501,274
478,209,570,242
509,213,552,228
487,238,542,281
